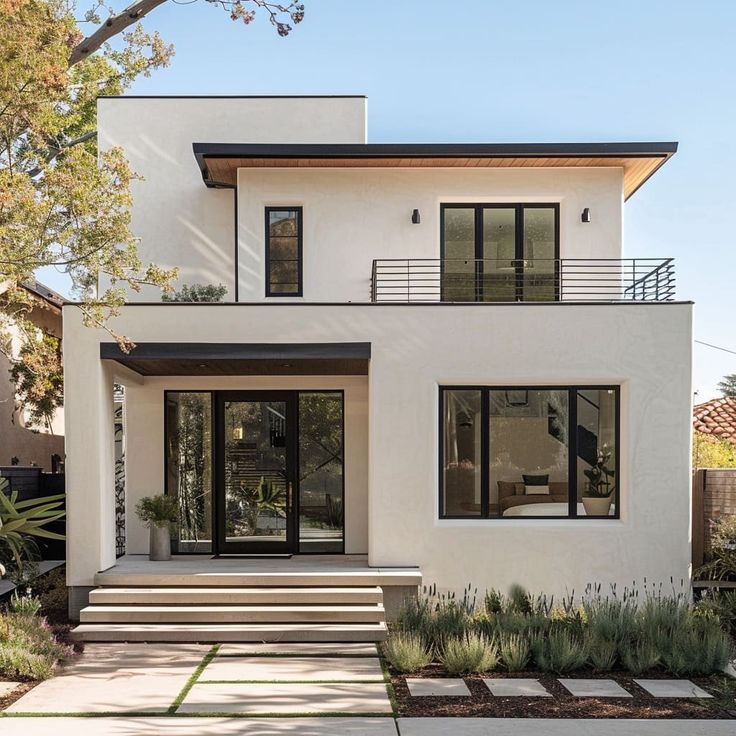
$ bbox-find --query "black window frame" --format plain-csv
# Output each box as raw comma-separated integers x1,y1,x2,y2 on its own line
164,388,345,555
265,206,304,297
438,385,621,520
440,203,561,302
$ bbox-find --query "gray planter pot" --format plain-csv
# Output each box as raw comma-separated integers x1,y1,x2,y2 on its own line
149,525,171,561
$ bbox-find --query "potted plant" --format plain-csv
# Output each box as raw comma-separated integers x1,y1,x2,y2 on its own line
135,495,178,561
582,447,616,516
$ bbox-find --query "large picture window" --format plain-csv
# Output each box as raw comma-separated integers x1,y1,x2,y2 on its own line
440,386,619,519
265,206,303,296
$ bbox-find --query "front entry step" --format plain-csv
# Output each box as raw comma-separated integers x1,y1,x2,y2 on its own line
88,586,383,605
71,622,388,643
80,604,385,624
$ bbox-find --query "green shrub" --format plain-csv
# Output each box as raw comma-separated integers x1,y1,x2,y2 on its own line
10,591,42,617
620,637,660,675
499,632,530,672
660,617,733,677
583,597,637,643
441,632,499,674
697,516,736,581
534,630,588,674
382,632,433,673
0,610,71,680
585,633,618,672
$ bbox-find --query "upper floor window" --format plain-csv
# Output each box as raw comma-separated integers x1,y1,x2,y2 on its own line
266,207,303,296
441,204,559,302
440,385,619,519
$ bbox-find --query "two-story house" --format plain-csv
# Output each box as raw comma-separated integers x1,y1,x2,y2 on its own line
64,96,691,642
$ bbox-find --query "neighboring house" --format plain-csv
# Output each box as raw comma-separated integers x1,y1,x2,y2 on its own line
693,397,736,444
0,280,65,471
63,96,692,639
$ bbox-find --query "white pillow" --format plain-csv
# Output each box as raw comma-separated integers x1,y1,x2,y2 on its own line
525,484,550,495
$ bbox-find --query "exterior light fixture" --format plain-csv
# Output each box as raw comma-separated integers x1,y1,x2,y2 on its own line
411,209,421,224
581,207,591,223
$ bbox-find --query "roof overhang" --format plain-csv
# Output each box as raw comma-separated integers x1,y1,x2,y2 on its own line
193,142,678,199
100,342,371,376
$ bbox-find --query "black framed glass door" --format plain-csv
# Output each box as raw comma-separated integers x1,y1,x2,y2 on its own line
215,391,297,554
441,204,560,301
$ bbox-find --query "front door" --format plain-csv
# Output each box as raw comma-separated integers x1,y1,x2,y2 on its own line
215,391,297,554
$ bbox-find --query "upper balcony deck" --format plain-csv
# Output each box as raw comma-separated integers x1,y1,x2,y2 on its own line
370,257,675,303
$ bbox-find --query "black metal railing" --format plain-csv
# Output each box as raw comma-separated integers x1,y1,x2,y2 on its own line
370,258,675,303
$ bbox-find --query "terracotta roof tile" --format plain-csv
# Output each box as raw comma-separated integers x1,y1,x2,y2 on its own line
693,397,736,443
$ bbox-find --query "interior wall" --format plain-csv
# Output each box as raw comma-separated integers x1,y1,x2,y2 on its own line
122,375,368,556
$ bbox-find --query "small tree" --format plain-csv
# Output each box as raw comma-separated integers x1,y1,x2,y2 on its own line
718,375,736,398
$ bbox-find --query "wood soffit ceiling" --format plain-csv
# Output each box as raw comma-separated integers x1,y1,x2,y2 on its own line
194,143,678,200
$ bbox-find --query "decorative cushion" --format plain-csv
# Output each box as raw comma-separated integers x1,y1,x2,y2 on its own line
523,474,549,486
525,484,550,495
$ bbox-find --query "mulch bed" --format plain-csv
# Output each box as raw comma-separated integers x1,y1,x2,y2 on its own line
391,664,736,719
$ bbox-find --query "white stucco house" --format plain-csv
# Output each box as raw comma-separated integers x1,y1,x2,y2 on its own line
64,96,691,641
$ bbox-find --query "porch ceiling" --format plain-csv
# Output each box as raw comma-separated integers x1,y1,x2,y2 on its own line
100,342,371,376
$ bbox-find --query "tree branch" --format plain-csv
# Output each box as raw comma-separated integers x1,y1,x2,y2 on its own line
27,130,98,178
69,0,169,67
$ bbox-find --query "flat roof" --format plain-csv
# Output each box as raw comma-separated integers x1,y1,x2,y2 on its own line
193,141,678,199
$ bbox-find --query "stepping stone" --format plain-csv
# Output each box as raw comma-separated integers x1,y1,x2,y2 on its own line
406,678,470,696
178,682,392,714
0,682,21,698
483,678,551,697
634,679,713,698
202,655,384,682
217,642,379,657
558,678,632,697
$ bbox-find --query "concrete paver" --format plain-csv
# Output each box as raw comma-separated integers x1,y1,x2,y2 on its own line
634,679,713,698
217,643,379,656
202,655,384,681
0,717,397,735
178,681,393,714
483,678,551,697
559,679,632,698
406,677,470,696
6,643,207,713
396,719,736,735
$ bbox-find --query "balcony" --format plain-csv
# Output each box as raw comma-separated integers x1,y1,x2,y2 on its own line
370,258,675,303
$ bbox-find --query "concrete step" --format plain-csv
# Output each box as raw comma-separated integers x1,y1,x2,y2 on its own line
93,569,422,588
79,604,385,624
71,622,388,643
89,586,383,605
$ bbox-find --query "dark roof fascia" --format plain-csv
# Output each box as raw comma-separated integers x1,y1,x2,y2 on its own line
74,300,693,308
100,341,372,361
20,280,66,310
193,141,678,189
98,95,366,100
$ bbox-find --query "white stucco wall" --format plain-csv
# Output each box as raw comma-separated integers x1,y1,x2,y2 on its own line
237,167,624,302
123,375,368,556
97,96,367,300
63,302,692,600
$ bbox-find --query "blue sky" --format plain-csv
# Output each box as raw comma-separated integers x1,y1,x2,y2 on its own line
48,0,736,399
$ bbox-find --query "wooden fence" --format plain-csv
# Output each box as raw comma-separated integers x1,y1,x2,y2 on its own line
692,468,736,571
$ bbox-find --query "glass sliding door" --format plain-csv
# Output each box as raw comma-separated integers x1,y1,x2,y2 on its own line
215,392,297,554
521,206,558,301
441,204,559,301
441,207,477,301
481,207,517,301
298,392,344,553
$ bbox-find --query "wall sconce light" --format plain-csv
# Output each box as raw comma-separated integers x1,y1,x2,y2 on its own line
581,207,591,223
411,209,421,224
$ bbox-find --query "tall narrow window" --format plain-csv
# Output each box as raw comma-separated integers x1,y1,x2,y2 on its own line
165,392,213,553
266,207,303,296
